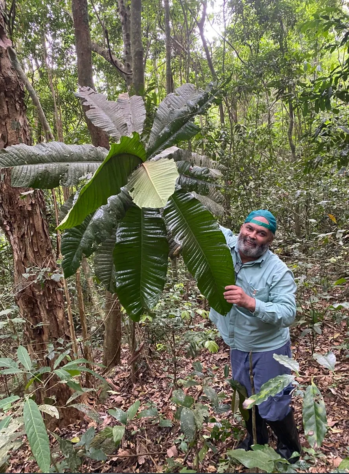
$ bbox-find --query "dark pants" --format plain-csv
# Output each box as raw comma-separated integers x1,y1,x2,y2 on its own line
230,341,293,422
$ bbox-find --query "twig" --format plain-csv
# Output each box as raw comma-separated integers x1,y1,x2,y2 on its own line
249,352,257,446
108,451,168,457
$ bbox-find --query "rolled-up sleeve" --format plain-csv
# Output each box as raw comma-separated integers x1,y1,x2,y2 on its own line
254,269,296,327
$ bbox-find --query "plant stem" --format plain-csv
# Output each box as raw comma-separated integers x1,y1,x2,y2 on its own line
249,351,257,446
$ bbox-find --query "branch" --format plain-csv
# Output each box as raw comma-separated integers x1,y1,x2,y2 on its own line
7,46,54,141
90,40,131,80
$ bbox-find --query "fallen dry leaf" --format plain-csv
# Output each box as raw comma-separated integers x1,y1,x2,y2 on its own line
167,445,178,458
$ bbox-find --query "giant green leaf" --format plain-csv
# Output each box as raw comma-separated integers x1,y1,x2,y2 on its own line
76,87,146,140
113,207,169,320
58,134,145,230
127,158,179,208
61,189,133,278
94,237,117,293
23,399,51,473
303,382,327,448
163,191,234,315
0,142,107,188
146,83,220,158
243,374,295,409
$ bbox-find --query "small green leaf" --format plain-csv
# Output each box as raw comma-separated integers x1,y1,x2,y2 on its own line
0,416,11,430
303,382,327,448
204,340,219,353
88,447,107,461
243,374,295,409
75,427,95,448
273,354,299,374
0,358,18,370
70,404,101,423
39,405,59,419
137,407,158,418
180,407,196,442
109,408,127,425
0,396,19,410
112,425,125,445
159,418,172,427
313,352,336,371
172,389,194,408
339,458,349,470
17,346,32,371
127,400,140,420
23,399,51,473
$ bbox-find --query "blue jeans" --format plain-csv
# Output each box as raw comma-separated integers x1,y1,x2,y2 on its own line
230,341,293,421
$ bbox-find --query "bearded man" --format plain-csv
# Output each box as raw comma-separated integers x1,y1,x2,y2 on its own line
209,210,301,463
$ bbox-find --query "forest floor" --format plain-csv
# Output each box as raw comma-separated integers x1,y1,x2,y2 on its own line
7,258,349,473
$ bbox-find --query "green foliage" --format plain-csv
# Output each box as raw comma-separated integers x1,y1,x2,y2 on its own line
227,445,286,472
23,399,51,473
302,383,327,448
164,191,235,315
243,375,295,409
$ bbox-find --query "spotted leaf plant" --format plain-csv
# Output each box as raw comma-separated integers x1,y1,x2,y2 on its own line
0,84,235,321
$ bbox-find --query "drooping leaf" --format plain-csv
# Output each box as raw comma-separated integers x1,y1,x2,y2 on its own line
164,191,234,315
52,434,82,471
113,207,169,321
62,188,134,278
0,416,11,431
313,352,336,371
75,427,95,448
137,407,158,418
76,87,146,140
23,399,51,473
227,446,283,472
127,159,179,208
58,135,146,230
17,346,32,372
70,404,101,423
303,383,327,448
193,404,209,430
190,192,224,217
95,237,117,292
243,374,295,409
273,354,300,374
0,142,107,188
180,407,196,442
38,405,59,419
146,83,220,158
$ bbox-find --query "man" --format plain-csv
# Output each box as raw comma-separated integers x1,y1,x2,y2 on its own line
209,210,301,463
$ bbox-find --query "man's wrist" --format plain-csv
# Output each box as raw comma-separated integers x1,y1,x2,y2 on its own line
245,296,256,312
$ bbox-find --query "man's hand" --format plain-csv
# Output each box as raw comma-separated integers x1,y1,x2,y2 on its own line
224,285,256,312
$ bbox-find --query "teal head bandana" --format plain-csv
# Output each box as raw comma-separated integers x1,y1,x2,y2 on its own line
244,210,277,234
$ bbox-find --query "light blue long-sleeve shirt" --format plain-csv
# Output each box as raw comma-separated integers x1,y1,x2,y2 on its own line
209,227,297,352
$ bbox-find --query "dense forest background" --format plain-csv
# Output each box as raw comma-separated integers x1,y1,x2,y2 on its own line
0,0,349,472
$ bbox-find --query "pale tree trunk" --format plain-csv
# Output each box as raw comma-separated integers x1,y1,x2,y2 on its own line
117,0,133,88
42,32,64,141
197,0,224,125
0,0,75,424
81,257,103,319
103,292,122,367
72,0,109,148
164,0,173,94
131,0,144,95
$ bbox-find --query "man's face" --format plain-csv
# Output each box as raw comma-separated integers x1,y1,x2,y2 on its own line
237,219,274,259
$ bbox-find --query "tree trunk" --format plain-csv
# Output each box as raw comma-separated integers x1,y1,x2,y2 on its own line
197,0,224,125
0,1,75,424
164,0,173,94
130,0,144,95
71,0,109,148
117,0,133,88
103,291,122,367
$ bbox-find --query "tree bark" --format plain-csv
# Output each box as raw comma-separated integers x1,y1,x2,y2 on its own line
117,0,133,88
130,0,144,95
71,0,109,148
197,0,224,124
0,1,75,424
164,0,173,94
